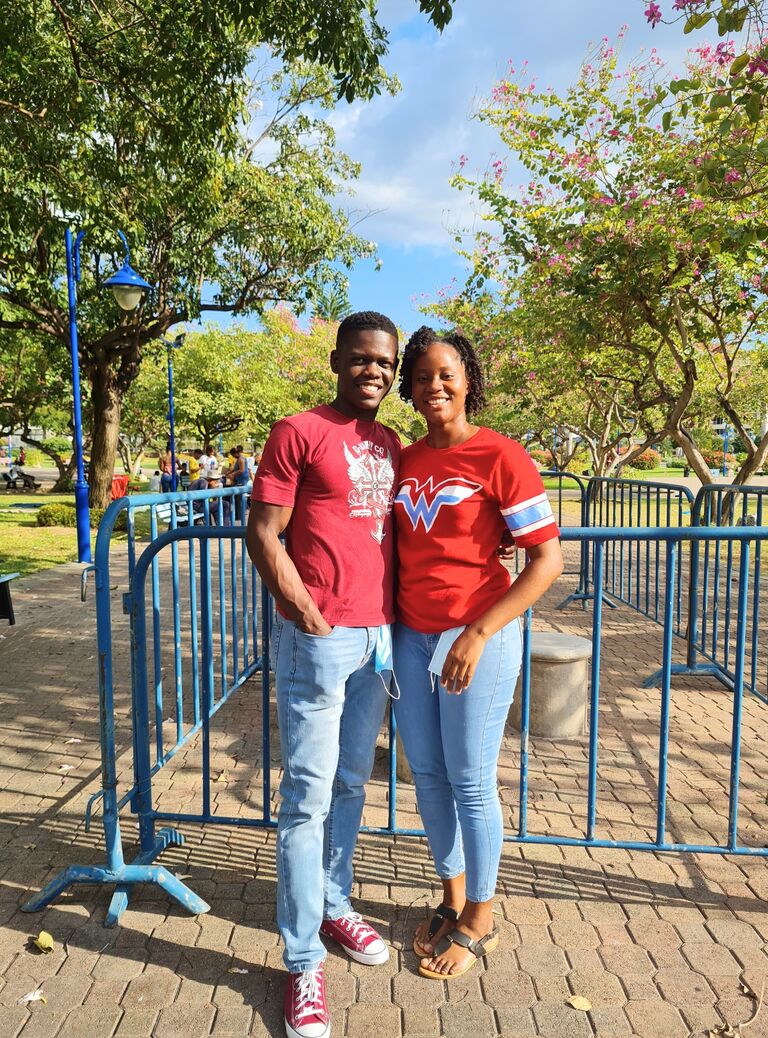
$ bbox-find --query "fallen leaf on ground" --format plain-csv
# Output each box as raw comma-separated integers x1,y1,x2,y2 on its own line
566,995,592,1012
32,931,54,954
741,980,757,998
23,843,36,850
64,738,82,745
57,764,74,772
214,770,228,783
228,967,249,974
17,988,47,1005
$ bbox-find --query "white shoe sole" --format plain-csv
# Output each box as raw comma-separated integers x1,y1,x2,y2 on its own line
336,943,390,966
285,1017,331,1038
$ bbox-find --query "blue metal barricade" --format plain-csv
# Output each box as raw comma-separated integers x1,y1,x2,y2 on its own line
669,484,768,702
22,520,768,928
557,476,694,614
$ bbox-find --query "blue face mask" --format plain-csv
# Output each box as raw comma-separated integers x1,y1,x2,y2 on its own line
374,623,393,673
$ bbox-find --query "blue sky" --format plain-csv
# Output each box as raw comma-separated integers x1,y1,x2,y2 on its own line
328,0,718,334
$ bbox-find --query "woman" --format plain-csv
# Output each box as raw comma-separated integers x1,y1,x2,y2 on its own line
392,326,563,981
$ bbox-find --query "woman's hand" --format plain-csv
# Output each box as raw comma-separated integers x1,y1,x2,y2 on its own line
441,627,488,694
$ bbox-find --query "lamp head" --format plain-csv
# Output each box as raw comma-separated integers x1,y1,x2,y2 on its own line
104,260,153,311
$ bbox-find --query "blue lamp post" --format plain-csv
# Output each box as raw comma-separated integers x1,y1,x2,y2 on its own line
722,423,731,478
66,229,152,563
160,334,186,491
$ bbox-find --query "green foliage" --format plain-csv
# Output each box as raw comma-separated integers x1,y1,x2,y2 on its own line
437,36,768,484
36,501,127,530
625,449,663,471
0,1,456,503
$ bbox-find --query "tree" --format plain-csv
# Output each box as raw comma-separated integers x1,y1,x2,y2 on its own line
0,331,81,487
446,37,768,484
0,2,455,506
314,286,353,321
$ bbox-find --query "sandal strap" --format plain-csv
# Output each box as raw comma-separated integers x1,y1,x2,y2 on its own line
426,903,459,940
445,926,499,958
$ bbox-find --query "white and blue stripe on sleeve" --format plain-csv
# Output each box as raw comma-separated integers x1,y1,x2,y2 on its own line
501,492,556,540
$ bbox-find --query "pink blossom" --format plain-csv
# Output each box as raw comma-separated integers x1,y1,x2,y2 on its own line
714,41,736,66
689,199,705,211
673,0,704,9
645,2,662,27
724,168,742,184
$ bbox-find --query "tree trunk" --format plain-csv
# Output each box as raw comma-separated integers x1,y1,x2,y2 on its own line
20,430,74,490
89,366,122,508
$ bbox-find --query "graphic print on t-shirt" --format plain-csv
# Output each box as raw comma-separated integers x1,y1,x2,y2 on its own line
343,440,396,543
395,475,482,533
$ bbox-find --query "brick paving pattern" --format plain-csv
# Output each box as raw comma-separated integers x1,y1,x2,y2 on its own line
2,542,768,1037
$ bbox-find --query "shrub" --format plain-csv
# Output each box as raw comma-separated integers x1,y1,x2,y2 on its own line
625,448,662,471
36,502,127,530
528,448,554,468
701,449,737,468
666,458,687,469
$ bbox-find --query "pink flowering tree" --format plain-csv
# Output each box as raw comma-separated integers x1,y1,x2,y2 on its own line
643,1,768,199
445,38,768,485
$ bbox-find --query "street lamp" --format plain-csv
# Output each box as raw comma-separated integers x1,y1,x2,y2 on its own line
160,333,186,491
722,423,731,478
65,228,152,563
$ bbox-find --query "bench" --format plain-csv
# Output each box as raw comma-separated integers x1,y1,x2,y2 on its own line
0,573,19,625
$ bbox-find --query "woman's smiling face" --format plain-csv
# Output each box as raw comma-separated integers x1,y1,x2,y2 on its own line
411,341,469,425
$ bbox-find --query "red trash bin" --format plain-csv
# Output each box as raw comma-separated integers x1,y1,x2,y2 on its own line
110,474,130,500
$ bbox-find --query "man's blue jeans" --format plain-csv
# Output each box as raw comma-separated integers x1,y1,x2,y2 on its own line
272,618,390,972
393,619,522,903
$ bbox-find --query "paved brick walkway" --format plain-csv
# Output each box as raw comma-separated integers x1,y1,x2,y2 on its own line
2,546,768,1038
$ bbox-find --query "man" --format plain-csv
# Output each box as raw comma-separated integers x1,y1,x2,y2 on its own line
200,444,218,478
246,311,400,1038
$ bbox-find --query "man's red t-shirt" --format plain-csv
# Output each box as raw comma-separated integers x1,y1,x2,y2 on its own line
252,404,401,626
394,427,559,633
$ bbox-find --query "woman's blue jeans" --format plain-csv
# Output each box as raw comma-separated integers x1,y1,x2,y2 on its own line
272,618,390,972
393,620,522,903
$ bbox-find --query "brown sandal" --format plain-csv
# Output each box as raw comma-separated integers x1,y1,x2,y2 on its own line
418,926,500,980
412,903,460,956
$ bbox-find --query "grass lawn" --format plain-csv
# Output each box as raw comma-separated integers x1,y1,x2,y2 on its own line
0,485,153,577
0,492,79,577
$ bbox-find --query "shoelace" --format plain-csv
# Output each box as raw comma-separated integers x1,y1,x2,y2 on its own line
295,968,325,1021
337,912,375,942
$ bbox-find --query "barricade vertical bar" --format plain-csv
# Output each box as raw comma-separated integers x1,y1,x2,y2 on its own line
217,500,228,697
712,493,723,661
724,530,734,672
656,539,676,847
130,555,156,853
200,537,214,820
751,496,763,694
230,524,239,684
586,540,605,841
240,504,249,667
187,507,201,729
150,507,164,762
127,509,137,578
169,508,184,744
517,608,532,837
645,488,651,617
727,540,750,851
687,490,702,669
261,580,272,823
388,705,397,833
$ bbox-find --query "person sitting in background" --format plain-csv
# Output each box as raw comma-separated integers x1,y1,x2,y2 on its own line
189,449,202,482
148,470,162,493
179,462,191,490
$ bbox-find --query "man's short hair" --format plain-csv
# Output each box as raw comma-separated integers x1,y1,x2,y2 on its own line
336,311,398,352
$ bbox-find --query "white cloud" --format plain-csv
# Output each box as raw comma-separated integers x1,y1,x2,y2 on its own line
333,0,726,250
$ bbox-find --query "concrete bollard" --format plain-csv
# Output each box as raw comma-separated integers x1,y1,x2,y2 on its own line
510,632,592,738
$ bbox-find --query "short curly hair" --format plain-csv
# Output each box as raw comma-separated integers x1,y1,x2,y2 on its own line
399,325,487,417
336,310,398,351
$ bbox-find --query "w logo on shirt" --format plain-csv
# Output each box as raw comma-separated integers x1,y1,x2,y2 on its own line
395,476,482,532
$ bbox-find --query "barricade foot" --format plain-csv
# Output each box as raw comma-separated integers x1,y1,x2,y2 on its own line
105,827,190,927
21,830,210,927
642,662,734,690
556,590,618,611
